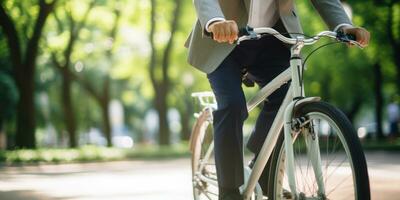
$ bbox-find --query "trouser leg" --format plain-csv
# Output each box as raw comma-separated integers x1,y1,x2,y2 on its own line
246,84,289,154
247,84,288,193
205,19,290,191
243,35,290,193
244,34,290,154
207,49,248,189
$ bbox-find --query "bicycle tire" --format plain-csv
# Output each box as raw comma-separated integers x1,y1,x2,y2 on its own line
266,101,370,200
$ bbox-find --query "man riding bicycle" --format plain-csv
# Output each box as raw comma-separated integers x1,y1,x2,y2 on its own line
185,0,370,199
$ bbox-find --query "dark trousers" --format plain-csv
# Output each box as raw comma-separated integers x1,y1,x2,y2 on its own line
207,22,290,189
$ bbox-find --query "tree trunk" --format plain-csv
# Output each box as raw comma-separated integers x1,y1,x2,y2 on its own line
387,1,400,95
15,71,36,148
156,88,170,145
0,0,57,149
320,75,331,102
72,74,113,147
100,100,112,147
100,77,112,147
345,97,363,123
180,110,191,141
374,63,384,139
97,7,121,147
61,68,77,147
394,46,400,95
180,98,192,141
148,0,183,146
51,1,95,148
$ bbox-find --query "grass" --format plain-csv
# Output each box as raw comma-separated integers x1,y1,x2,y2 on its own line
361,138,400,151
0,143,190,165
0,139,399,165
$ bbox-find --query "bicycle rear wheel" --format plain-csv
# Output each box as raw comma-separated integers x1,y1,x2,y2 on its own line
191,109,219,200
267,102,370,200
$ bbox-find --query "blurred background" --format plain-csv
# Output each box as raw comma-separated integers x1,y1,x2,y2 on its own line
0,0,399,199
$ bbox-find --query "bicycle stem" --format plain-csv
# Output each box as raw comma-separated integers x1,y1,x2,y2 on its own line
290,39,305,99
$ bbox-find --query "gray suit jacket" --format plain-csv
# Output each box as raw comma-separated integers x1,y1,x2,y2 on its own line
185,0,352,74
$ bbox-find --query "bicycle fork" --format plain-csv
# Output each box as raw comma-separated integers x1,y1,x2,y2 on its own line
283,97,326,200
283,41,326,199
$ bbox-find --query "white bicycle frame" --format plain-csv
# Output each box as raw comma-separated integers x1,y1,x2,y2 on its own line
191,27,362,200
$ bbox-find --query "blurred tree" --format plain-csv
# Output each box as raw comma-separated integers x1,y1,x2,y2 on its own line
0,0,57,148
180,95,194,141
346,0,400,138
385,0,400,93
148,0,183,145
374,62,384,138
72,4,123,147
169,81,194,141
297,1,374,124
50,0,96,148
48,1,123,147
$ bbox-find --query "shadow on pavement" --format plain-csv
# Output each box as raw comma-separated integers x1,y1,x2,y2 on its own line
0,190,76,200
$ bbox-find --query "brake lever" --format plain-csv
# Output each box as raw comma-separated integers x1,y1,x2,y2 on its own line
236,26,260,45
336,31,363,49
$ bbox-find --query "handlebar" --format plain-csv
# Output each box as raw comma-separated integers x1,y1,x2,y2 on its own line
236,26,362,48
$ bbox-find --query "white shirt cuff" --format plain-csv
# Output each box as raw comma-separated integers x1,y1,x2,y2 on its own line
205,17,226,32
333,23,353,32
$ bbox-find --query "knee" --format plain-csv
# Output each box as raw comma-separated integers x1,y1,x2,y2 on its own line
217,99,248,121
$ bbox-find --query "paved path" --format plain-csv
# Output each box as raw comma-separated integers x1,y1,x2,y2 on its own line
0,151,399,200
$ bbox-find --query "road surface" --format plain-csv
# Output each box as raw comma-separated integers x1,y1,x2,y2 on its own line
0,151,399,200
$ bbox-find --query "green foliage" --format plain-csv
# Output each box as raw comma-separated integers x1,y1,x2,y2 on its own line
360,138,400,151
348,0,400,95
1,0,399,148
292,1,397,124
0,144,190,164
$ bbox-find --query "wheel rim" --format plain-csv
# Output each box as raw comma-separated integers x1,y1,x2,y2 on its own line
274,112,358,200
192,113,219,200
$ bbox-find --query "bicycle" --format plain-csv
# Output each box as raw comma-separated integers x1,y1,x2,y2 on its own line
189,27,370,200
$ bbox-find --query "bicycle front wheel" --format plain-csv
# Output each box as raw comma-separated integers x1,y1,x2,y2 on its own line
267,102,370,200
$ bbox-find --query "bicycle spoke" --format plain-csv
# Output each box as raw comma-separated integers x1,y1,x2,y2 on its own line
325,128,330,187
294,139,305,193
326,174,352,197
306,119,315,195
200,190,214,200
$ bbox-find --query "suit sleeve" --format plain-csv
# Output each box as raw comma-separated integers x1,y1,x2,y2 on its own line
193,0,225,36
311,0,352,31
